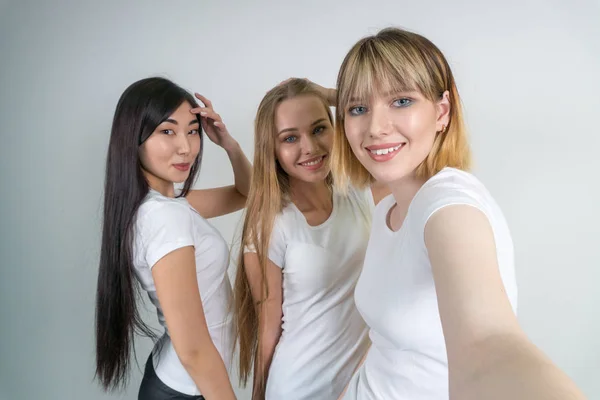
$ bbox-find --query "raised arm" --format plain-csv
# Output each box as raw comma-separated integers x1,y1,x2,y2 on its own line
425,204,585,400
185,94,252,219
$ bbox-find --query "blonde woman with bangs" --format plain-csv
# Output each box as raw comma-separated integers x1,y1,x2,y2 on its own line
330,28,585,399
233,79,388,399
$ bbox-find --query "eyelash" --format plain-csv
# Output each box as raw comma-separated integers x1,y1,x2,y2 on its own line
282,126,327,143
161,129,199,135
347,98,413,115
393,98,413,107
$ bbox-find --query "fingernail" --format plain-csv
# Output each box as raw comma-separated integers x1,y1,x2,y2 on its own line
200,112,207,116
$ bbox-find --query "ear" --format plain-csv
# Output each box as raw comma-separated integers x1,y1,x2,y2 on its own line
436,90,451,132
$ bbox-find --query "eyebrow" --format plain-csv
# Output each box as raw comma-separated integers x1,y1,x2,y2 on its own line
348,90,417,104
278,118,327,135
163,118,200,126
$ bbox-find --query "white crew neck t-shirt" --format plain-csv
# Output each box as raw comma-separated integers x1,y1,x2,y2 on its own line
132,189,233,396
246,186,375,399
343,167,518,400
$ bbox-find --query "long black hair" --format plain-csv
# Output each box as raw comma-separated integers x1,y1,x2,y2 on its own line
95,77,203,391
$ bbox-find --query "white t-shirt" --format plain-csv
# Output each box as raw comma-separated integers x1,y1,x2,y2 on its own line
246,186,375,399
343,167,518,400
132,189,233,396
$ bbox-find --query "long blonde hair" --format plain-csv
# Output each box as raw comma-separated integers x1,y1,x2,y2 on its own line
332,27,471,189
233,79,334,393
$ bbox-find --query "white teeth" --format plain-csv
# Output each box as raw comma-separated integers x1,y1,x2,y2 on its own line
301,156,323,166
369,144,402,155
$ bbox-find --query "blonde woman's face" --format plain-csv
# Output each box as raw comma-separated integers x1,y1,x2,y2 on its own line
274,95,333,184
343,89,449,184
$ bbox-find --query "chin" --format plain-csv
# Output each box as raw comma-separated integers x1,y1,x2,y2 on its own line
306,171,331,183
367,168,406,185
171,174,190,184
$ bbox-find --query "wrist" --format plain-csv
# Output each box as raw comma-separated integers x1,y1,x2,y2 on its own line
328,88,337,106
222,139,240,154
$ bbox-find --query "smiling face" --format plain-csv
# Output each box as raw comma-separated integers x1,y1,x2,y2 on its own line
273,94,334,185
139,101,202,195
343,89,450,185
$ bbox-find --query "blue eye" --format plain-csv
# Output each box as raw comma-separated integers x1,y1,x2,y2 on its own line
313,126,325,135
393,98,412,107
348,106,367,116
284,136,297,143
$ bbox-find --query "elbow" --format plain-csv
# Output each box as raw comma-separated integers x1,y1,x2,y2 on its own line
262,326,282,345
453,331,530,379
178,346,221,374
178,348,204,370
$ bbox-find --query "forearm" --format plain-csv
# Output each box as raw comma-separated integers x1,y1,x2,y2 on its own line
224,140,252,197
182,347,236,400
251,329,282,400
452,333,585,400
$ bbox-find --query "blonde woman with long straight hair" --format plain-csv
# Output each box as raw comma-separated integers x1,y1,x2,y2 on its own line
233,79,387,399
331,27,585,399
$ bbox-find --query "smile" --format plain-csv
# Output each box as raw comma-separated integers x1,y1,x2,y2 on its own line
298,155,326,170
365,143,405,162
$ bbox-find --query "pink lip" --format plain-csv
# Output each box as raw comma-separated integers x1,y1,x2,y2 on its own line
173,163,190,171
365,143,405,162
298,155,326,171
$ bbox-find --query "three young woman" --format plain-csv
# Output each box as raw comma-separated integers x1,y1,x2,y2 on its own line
95,27,584,400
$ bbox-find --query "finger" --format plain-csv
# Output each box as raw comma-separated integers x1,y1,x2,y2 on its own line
194,93,212,108
203,110,221,122
194,108,221,122
190,105,211,114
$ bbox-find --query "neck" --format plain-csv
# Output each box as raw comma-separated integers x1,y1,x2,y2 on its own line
387,172,427,214
143,169,175,197
288,177,331,212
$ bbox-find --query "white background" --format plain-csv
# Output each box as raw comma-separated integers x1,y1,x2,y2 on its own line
0,1,598,399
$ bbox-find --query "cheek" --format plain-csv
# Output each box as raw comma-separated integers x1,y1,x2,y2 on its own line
318,132,334,151
406,107,437,140
190,136,202,157
139,138,171,169
343,122,364,153
275,144,297,171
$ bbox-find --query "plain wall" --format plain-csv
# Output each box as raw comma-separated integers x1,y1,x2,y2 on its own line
0,0,598,399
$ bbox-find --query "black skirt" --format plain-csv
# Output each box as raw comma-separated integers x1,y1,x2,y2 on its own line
138,355,205,400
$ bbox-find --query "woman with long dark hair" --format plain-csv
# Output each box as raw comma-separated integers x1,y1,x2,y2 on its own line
95,77,250,399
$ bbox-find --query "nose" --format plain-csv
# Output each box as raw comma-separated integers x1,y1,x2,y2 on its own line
176,132,191,155
300,134,317,155
368,105,390,138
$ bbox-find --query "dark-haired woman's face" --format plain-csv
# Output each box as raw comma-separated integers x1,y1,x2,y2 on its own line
139,102,201,196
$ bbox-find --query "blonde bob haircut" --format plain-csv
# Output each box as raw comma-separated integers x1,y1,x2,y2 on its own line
332,27,471,189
